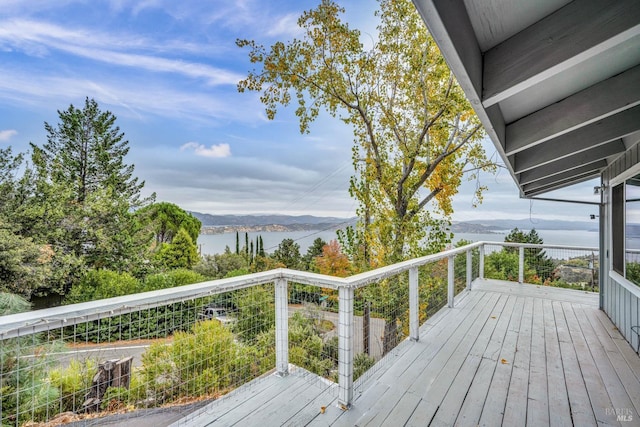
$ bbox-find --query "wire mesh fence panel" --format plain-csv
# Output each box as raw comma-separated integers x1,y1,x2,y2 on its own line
352,274,407,387
287,282,339,393
0,285,276,426
419,261,449,322
481,243,599,291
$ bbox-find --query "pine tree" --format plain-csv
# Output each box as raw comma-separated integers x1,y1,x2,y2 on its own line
27,98,153,277
258,236,265,257
36,97,146,207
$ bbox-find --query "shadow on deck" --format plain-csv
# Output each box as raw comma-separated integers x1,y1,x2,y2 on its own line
132,279,640,426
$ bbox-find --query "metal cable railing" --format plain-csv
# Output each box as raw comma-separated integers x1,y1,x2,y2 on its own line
0,241,599,425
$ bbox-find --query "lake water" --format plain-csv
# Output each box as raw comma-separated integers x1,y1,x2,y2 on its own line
197,229,600,255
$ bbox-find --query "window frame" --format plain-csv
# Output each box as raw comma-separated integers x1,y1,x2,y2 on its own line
609,164,640,294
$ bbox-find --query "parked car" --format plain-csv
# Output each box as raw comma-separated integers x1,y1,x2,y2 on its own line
199,305,233,325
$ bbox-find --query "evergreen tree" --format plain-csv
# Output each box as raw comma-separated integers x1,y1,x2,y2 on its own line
258,235,265,257
0,220,50,298
137,202,201,247
235,231,240,254
504,228,555,280
0,147,23,220
36,97,146,206
302,237,327,271
156,228,199,269
24,98,154,283
273,238,301,269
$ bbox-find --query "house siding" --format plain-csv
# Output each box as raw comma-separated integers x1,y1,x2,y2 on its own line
602,143,640,353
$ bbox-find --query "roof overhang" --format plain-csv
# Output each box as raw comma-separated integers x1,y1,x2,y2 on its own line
412,0,640,198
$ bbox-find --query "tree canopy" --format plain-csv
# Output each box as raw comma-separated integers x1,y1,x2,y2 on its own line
35,97,146,206
137,202,202,246
238,0,494,265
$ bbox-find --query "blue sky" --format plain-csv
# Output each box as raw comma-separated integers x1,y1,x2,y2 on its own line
0,0,600,222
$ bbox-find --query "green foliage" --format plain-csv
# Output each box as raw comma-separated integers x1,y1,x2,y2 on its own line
0,147,24,221
62,269,205,343
137,202,201,246
484,250,539,283
353,353,376,380
626,262,640,286
302,237,327,271
193,251,247,279
48,359,96,413
232,286,275,343
155,228,199,269
273,238,301,269
0,292,31,315
141,319,265,402
238,0,493,266
38,97,146,206
1,340,63,425
64,269,142,304
0,222,50,298
141,269,205,292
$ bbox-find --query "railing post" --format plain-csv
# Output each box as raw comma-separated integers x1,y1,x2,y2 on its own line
518,246,524,283
275,278,289,376
338,285,354,408
479,244,485,279
409,267,419,341
448,256,455,308
466,249,472,290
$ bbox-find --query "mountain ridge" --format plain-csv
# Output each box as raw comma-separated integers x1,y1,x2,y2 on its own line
189,212,598,234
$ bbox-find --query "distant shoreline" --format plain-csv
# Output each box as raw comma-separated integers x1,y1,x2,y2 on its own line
200,223,346,235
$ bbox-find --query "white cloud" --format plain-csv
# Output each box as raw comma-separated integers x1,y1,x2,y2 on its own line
0,20,241,85
0,129,17,141
180,142,231,158
266,13,302,38
0,68,265,123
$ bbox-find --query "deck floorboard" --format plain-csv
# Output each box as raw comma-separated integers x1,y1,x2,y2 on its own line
173,279,640,427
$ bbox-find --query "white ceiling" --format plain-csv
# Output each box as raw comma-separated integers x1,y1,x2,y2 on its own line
413,0,640,198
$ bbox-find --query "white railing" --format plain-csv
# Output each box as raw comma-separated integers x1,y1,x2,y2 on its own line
0,241,599,425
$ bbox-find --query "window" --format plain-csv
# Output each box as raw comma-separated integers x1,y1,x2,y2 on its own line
612,174,640,285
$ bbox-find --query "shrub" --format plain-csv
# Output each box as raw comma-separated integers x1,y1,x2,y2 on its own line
64,269,141,304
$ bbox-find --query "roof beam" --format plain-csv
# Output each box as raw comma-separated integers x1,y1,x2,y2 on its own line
519,159,607,186
519,160,607,187
513,107,639,173
523,172,601,198
522,168,603,194
505,65,640,156
483,0,640,107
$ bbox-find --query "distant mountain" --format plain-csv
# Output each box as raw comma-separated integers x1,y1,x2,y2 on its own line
451,222,498,234
456,219,598,232
190,213,598,235
190,212,356,228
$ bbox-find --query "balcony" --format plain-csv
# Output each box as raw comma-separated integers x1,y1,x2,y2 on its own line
1,242,638,426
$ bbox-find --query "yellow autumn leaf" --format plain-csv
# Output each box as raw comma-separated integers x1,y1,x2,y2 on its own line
501,358,509,364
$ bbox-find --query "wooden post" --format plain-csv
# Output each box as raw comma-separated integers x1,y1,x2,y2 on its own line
519,246,525,283
479,244,485,279
448,256,455,308
466,250,472,290
409,267,419,341
275,278,289,376
338,285,354,408
82,357,133,412
111,357,133,388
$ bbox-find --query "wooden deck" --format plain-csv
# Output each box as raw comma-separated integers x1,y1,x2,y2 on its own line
173,279,640,426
